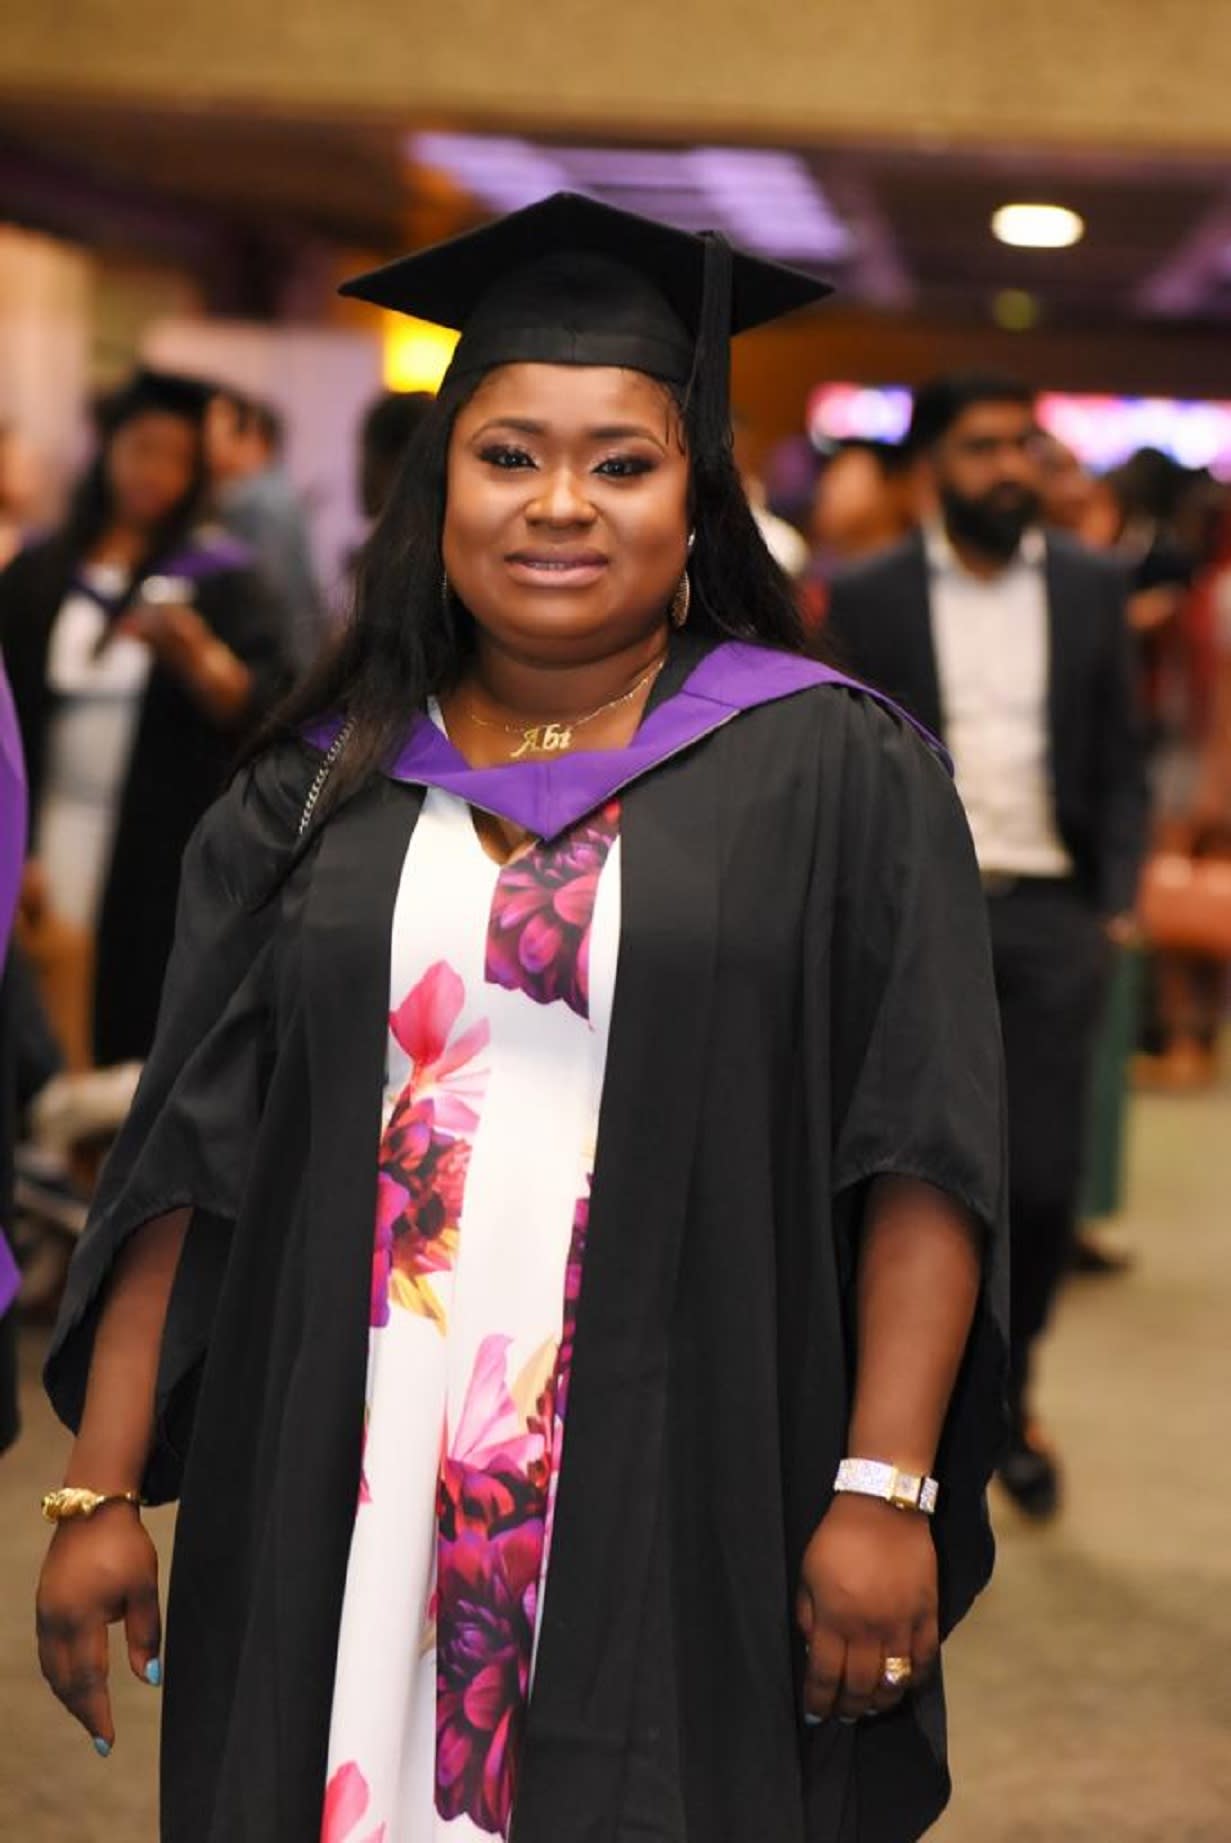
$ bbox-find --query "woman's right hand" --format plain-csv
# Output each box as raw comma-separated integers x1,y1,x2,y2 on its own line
36,1506,162,1754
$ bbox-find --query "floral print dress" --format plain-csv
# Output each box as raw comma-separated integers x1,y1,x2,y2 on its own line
322,777,622,1843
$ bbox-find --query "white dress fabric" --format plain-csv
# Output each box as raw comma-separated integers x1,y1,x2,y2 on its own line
38,566,151,930
323,778,622,1843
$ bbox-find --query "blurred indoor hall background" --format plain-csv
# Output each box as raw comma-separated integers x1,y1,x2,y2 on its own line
3,2,1231,1838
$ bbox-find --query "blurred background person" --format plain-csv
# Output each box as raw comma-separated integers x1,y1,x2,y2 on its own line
0,367,293,1069
1037,433,1096,536
812,439,917,567
205,387,327,673
799,439,917,631
1084,446,1194,640
0,425,45,571
760,430,823,540
733,410,810,577
826,371,1148,1520
1189,498,1231,841
1086,448,1228,1088
1035,432,1144,1261
357,389,433,527
1135,488,1231,1087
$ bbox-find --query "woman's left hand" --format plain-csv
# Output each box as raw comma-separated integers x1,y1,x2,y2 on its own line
117,602,214,679
116,604,251,722
796,1493,939,1725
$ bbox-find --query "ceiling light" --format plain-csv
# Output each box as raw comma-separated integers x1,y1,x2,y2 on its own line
408,132,852,265
991,203,1085,249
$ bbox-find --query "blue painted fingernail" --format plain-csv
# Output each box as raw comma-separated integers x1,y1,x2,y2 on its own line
144,1659,162,1687
93,1736,112,1758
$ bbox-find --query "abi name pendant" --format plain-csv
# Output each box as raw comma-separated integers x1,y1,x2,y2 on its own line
511,721,573,759
462,656,664,759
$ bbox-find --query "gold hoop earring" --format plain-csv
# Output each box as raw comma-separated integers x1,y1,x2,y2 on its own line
670,571,692,629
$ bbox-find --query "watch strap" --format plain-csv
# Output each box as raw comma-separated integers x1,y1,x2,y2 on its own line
834,1458,939,1516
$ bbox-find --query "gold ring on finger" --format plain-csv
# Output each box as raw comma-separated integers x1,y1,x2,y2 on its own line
881,1655,913,1690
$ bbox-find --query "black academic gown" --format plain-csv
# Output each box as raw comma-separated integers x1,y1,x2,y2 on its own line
0,535,294,1066
46,640,1008,1843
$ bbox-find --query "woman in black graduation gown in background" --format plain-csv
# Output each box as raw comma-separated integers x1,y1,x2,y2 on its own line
0,369,293,1066
37,198,1008,1843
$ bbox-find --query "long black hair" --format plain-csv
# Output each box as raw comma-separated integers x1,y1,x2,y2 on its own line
261,366,807,821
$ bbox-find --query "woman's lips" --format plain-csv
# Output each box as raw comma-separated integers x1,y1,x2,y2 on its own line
505,551,609,588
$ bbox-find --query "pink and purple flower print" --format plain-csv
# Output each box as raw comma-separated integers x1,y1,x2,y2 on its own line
485,801,620,1019
555,1182,589,1429
432,1175,593,1838
435,1504,542,1834
320,1760,385,1843
434,1335,548,1834
372,961,489,1331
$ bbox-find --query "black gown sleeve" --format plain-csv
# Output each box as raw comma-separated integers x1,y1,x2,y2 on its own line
43,741,315,1500
828,698,1009,1635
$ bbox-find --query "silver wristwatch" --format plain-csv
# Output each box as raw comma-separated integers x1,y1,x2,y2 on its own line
833,1458,939,1516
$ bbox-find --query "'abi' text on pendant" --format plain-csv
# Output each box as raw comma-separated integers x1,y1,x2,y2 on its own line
511,723,574,758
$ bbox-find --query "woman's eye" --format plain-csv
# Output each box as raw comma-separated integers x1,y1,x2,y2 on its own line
479,445,535,470
595,456,654,479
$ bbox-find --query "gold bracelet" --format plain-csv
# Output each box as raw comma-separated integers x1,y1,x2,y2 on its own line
41,1487,143,1523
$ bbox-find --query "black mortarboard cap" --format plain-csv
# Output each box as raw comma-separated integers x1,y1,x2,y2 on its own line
339,192,832,457
95,367,217,437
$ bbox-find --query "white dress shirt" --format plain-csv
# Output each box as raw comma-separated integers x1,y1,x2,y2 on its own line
927,526,1074,879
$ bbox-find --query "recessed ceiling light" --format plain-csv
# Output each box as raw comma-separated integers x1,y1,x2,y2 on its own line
991,203,1085,250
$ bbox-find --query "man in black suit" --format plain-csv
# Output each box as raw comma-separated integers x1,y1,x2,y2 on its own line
826,372,1148,1518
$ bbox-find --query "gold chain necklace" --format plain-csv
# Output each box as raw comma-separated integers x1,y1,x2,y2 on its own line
461,657,665,759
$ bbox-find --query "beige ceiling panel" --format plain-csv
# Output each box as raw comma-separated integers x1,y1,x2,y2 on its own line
2,0,1227,155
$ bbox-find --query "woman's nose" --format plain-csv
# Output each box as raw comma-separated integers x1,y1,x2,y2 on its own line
527,467,596,525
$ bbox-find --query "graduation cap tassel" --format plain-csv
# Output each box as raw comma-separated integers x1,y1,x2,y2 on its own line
689,231,736,460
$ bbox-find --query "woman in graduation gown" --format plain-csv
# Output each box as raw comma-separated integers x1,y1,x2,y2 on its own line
0,368,293,1066
36,197,1008,1843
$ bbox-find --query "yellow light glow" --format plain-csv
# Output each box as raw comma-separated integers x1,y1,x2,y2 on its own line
993,288,1041,332
991,203,1085,250
383,314,460,394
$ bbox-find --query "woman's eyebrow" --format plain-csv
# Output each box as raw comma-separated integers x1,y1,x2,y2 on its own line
471,417,666,449
589,424,667,448
472,417,547,438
